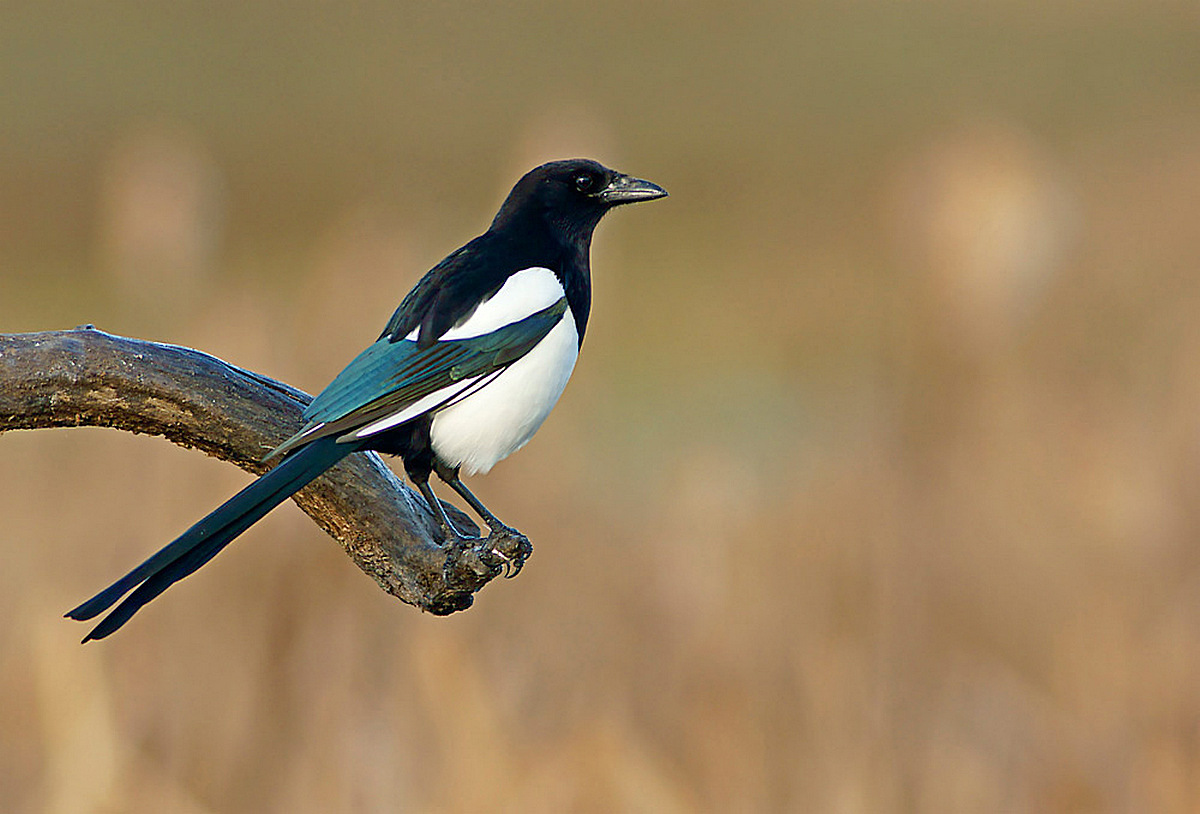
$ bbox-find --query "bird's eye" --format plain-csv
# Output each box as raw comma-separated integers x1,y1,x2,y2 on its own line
574,173,596,193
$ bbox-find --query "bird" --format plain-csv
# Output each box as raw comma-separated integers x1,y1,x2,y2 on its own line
66,158,667,641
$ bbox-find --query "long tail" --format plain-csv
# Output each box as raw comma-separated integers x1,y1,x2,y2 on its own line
66,437,356,642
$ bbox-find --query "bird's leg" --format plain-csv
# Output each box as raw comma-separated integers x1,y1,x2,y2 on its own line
434,461,532,577
414,476,474,542
434,462,510,533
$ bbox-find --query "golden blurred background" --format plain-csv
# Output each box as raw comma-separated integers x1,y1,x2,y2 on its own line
3,2,1200,812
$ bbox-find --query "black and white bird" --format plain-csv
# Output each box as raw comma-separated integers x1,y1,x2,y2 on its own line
67,159,666,641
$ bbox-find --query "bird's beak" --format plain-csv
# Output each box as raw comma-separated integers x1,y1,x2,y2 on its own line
600,174,668,205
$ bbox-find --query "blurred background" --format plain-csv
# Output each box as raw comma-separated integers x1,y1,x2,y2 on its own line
2,2,1199,812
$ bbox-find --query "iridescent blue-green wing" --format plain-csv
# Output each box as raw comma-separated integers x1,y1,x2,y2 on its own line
263,298,566,460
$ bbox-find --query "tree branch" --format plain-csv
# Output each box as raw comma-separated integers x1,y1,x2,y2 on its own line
0,326,521,616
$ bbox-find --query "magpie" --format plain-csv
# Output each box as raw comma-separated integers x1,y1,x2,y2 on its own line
66,159,666,641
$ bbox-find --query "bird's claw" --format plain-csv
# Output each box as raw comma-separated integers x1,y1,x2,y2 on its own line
439,524,531,585
487,524,532,578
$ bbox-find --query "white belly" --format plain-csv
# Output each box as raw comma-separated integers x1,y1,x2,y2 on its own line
430,309,579,475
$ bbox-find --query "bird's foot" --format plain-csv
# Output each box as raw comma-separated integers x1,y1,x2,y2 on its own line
485,523,532,578
440,523,532,585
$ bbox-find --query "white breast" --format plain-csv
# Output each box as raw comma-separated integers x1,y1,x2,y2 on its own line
353,266,580,473
430,302,578,475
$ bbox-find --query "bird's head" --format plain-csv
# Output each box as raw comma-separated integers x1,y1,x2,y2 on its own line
491,159,667,245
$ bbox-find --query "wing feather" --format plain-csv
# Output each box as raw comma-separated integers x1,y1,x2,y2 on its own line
264,297,567,460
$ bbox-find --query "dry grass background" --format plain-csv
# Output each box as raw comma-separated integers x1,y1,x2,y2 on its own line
3,2,1200,812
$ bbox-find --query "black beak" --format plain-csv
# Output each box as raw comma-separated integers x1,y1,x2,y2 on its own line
600,173,668,205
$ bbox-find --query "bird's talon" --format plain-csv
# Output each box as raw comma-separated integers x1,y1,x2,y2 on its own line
489,547,517,578
486,525,531,578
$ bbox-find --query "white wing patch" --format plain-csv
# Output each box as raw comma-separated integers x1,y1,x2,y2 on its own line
405,267,566,341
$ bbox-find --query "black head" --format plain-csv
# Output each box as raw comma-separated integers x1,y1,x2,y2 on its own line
490,159,667,245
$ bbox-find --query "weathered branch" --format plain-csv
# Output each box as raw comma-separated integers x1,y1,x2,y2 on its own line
0,326,522,616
